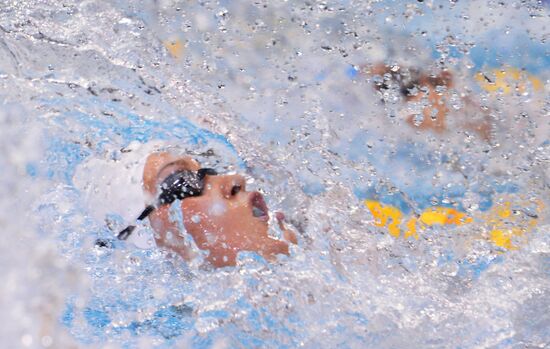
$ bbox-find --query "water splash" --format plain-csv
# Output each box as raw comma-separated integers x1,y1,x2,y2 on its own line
0,0,548,348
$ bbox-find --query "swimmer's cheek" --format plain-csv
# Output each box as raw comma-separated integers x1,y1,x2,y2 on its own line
149,205,194,261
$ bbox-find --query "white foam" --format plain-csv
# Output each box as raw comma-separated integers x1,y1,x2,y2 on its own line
72,140,170,248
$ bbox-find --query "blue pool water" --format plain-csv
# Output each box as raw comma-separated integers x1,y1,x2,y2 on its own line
0,1,549,348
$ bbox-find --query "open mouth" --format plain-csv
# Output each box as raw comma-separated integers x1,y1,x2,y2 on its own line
250,192,269,221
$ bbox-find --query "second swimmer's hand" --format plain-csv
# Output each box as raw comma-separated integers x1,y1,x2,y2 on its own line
276,212,298,245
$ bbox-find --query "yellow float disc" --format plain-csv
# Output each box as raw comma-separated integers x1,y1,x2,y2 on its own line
364,197,544,251
475,68,543,94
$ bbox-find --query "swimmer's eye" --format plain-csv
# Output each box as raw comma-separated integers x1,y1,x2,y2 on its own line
231,185,242,196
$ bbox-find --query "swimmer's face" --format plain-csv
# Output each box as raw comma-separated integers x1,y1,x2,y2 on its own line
144,153,290,268
369,64,453,133
181,173,287,266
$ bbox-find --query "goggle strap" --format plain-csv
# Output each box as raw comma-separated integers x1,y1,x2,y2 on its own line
198,167,217,179
116,204,154,241
117,225,136,241
137,205,155,221
113,168,217,242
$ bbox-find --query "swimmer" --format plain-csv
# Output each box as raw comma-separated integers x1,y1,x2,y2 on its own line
369,63,492,141
120,151,297,268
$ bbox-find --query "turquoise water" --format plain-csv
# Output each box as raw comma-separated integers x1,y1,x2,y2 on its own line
0,1,548,348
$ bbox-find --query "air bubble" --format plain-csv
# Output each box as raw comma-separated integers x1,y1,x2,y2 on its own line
21,335,32,347
412,114,424,126
191,214,201,223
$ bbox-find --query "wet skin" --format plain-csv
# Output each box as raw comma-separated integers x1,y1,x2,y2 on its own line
143,152,296,268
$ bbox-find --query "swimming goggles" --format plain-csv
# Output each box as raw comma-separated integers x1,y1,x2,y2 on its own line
115,167,218,241
374,68,421,98
374,67,451,99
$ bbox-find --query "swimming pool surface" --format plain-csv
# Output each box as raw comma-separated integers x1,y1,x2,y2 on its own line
0,1,548,348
